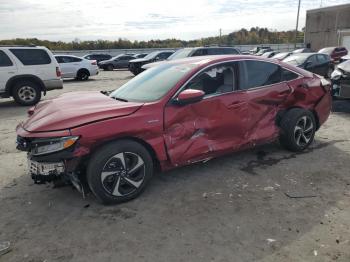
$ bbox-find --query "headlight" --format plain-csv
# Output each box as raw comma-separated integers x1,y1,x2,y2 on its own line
31,136,79,156
331,69,342,80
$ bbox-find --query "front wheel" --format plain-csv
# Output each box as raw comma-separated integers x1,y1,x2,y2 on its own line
87,140,153,205
279,108,316,152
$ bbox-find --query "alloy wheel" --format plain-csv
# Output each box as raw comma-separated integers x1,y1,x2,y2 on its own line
294,116,314,147
18,86,36,102
101,152,145,197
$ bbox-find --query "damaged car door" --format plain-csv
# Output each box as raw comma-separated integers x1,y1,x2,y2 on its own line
237,60,293,145
164,62,252,166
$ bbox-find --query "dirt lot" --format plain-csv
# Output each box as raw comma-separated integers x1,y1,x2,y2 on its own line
1,70,350,262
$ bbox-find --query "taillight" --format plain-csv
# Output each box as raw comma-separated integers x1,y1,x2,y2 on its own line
91,60,97,65
56,67,61,77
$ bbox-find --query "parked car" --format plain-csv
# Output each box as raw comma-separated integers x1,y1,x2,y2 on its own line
0,45,62,106
292,48,312,54
55,55,99,81
255,47,273,56
249,46,271,54
261,51,279,58
318,47,348,63
283,53,332,77
340,54,350,63
331,60,350,99
99,54,136,71
16,55,332,204
128,51,174,75
82,54,112,64
141,46,240,71
272,52,292,61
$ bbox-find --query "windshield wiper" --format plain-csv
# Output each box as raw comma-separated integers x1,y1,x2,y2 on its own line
112,97,128,102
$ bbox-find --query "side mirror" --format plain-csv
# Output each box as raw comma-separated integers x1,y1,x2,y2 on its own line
174,89,205,105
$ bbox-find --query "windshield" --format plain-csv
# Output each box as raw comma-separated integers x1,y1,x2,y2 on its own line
167,49,194,60
283,54,308,65
110,63,196,102
111,54,123,60
142,51,160,60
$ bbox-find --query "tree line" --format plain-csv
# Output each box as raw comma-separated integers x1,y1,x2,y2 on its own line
0,27,304,50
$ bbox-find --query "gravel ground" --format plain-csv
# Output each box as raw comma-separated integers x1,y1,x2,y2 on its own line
0,70,350,262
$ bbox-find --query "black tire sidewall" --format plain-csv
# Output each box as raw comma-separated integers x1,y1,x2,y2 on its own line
86,140,153,205
279,109,316,152
12,80,41,106
77,70,89,81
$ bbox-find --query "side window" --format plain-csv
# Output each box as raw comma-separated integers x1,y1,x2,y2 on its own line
71,57,82,62
192,49,208,56
223,48,239,54
62,56,73,63
317,54,327,63
10,49,51,65
306,55,317,66
185,63,236,96
55,56,64,63
0,50,13,67
239,60,281,90
207,48,220,55
282,68,299,81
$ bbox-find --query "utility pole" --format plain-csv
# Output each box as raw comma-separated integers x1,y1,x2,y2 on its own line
294,0,301,48
219,28,222,45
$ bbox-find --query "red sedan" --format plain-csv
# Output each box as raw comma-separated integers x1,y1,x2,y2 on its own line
16,55,332,204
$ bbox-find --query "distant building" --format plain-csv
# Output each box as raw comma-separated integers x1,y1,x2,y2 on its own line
305,3,350,51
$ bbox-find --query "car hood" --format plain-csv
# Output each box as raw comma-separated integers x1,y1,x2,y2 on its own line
129,58,151,63
22,91,144,132
338,60,350,72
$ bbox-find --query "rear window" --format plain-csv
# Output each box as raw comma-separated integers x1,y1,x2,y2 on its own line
239,60,281,89
282,68,299,81
0,50,13,67
10,49,51,65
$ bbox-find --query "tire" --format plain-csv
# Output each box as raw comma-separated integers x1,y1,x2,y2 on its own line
105,64,114,71
279,108,316,152
87,140,153,205
12,80,42,106
76,69,90,81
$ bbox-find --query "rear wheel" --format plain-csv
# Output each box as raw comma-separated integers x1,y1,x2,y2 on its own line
76,69,90,81
87,140,153,205
12,80,41,106
105,64,114,71
279,108,316,152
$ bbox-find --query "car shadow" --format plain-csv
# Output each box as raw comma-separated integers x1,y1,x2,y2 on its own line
1,138,349,261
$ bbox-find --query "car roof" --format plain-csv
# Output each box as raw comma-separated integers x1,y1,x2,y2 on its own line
54,54,81,58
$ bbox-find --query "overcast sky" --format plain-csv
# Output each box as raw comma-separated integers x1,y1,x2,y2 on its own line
0,0,349,41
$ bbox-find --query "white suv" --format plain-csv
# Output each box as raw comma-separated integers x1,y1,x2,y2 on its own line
54,55,99,81
0,45,63,106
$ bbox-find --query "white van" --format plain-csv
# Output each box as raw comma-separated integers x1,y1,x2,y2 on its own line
0,45,63,106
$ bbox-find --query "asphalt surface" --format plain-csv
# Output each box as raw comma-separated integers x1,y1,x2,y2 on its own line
0,70,350,262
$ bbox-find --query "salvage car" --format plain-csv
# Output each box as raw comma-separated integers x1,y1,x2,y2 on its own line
128,50,174,75
272,52,292,61
16,55,332,204
283,53,332,78
55,55,99,81
82,54,112,64
318,46,348,63
99,54,137,71
331,60,350,99
141,46,240,71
